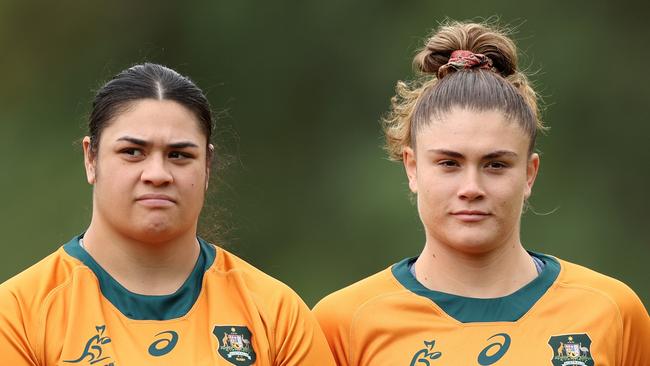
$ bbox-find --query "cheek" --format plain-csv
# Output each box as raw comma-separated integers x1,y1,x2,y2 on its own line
417,170,454,202
416,183,449,221
180,169,207,197
493,180,527,213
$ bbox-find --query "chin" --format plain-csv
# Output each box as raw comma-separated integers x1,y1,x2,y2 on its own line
129,222,181,244
449,241,499,255
437,231,501,255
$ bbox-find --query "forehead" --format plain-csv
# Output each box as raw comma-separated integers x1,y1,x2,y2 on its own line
101,99,205,144
416,108,529,154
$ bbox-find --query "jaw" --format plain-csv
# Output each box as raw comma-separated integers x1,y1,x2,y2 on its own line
423,214,522,256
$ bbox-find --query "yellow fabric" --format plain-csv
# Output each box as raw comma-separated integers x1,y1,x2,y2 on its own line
313,258,650,365
0,244,335,366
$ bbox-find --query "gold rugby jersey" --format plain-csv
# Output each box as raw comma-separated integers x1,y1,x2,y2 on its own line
0,235,336,366
313,253,650,366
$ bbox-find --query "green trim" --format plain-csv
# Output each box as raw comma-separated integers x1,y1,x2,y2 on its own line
391,252,560,323
63,234,216,320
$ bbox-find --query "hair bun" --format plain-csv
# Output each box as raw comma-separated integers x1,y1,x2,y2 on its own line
412,22,518,78
436,50,494,79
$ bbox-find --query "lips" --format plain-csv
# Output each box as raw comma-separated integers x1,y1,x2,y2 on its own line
135,194,176,207
451,210,491,222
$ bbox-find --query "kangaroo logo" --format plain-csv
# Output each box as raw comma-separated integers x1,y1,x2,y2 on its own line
64,325,114,365
409,340,442,365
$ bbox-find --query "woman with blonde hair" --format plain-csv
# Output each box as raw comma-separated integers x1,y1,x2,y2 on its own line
314,21,649,365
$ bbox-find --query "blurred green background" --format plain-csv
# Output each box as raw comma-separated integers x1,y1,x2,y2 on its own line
1,1,648,307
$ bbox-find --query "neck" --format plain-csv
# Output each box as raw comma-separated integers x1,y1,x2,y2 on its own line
82,219,200,296
413,239,538,298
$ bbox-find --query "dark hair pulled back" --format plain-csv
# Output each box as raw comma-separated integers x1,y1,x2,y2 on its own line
88,63,213,154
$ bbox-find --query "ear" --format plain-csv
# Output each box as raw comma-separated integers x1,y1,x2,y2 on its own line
205,144,214,190
403,147,418,193
82,136,97,185
524,153,540,199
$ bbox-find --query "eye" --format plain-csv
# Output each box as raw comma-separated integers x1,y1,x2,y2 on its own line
120,148,144,158
168,151,194,160
438,160,459,168
485,161,509,170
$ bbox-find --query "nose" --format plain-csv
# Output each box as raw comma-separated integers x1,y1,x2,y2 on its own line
457,168,485,201
141,153,173,186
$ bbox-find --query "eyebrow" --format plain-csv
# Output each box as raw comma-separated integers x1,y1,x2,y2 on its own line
116,136,200,149
427,149,518,159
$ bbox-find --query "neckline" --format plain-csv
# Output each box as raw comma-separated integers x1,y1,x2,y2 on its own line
391,251,560,323
64,234,217,320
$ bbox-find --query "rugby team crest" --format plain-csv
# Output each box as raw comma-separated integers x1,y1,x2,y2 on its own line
548,334,594,366
213,325,256,366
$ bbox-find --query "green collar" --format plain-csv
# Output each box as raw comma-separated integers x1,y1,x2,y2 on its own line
391,252,560,323
64,234,216,321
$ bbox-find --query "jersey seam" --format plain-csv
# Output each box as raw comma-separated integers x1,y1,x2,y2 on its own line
387,268,462,324
555,281,624,363
210,264,278,363
348,287,419,364
36,265,81,365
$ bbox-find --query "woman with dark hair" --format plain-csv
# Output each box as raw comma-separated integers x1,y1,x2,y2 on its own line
0,63,335,365
313,21,649,365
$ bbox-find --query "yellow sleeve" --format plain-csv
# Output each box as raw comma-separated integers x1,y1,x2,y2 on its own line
271,290,336,366
617,287,650,366
312,295,352,366
0,285,40,366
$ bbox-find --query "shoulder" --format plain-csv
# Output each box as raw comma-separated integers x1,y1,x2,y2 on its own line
208,246,337,364
210,247,300,298
555,257,646,307
313,264,403,327
555,257,648,320
312,264,406,365
208,247,311,316
0,245,81,309
0,243,83,362
554,256,650,363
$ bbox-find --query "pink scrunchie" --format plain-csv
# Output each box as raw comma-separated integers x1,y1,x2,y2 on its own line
437,50,494,79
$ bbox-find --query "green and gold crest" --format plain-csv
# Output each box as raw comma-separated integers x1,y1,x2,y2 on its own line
548,333,594,366
213,325,256,366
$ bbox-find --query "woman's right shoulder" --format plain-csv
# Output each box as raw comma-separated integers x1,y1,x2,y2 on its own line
0,243,83,362
313,264,403,325
0,245,82,307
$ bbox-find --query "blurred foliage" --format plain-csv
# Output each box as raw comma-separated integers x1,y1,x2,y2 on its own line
1,0,648,307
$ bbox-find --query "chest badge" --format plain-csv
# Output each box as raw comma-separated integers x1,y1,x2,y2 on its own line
213,325,257,366
548,334,594,366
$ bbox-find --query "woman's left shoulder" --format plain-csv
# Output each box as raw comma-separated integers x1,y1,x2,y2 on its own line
554,256,647,317
208,246,305,303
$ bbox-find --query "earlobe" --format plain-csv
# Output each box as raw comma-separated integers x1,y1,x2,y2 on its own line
82,136,96,185
403,147,418,193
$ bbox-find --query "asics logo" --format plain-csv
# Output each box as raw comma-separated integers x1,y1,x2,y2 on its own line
148,330,179,357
